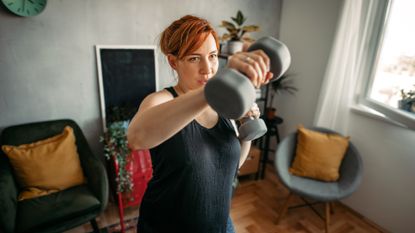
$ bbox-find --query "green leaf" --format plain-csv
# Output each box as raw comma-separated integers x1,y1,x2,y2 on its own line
241,37,255,43
236,10,244,25
242,25,260,32
101,120,133,193
231,10,246,26
231,16,238,24
220,20,236,30
221,10,259,42
271,74,298,96
221,33,232,41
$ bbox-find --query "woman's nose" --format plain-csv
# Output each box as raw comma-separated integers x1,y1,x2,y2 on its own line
200,59,212,74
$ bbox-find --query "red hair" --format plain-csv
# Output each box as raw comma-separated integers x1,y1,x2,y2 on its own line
160,15,219,59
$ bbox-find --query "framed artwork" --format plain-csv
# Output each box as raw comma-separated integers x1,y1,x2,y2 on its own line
95,45,159,131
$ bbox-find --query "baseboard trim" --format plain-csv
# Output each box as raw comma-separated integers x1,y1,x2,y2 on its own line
338,202,390,233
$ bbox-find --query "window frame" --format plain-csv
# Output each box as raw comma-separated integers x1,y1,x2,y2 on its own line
358,0,415,130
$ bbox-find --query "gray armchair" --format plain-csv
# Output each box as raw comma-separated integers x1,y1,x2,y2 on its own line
0,119,108,233
274,127,363,233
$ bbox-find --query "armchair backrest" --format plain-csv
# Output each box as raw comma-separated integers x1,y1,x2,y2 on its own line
274,127,363,191
2,119,87,153
0,119,109,233
1,119,100,170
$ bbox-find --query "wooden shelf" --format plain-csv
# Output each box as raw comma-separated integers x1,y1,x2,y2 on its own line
239,146,261,176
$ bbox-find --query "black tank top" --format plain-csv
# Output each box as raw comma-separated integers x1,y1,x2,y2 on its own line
137,87,241,233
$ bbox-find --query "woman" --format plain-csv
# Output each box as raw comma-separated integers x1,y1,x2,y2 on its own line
128,15,273,233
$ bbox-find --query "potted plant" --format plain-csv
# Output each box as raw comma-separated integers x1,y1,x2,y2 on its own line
101,120,153,206
220,10,260,54
266,74,298,119
398,85,415,113
101,121,133,194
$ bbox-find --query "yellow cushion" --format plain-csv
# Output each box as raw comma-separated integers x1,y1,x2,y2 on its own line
289,127,349,182
2,126,86,201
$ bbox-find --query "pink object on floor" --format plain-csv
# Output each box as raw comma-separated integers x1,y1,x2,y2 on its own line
114,149,153,233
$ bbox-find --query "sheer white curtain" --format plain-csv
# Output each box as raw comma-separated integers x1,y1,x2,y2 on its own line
314,0,374,134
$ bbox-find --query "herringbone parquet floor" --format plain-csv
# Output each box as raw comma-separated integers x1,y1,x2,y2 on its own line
231,164,386,233
69,164,386,233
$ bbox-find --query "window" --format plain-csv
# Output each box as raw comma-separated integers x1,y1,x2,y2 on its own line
362,0,415,129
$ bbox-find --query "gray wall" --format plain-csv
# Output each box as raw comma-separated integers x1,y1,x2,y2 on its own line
0,0,282,154
345,112,415,233
277,1,415,232
4,1,413,232
276,0,342,135
265,0,342,161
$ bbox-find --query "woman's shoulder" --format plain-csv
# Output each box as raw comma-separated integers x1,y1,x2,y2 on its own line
147,88,174,101
138,88,174,111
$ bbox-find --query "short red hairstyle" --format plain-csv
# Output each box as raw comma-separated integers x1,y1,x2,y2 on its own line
160,15,220,59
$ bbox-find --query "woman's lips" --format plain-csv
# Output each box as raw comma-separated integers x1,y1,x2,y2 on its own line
198,79,208,85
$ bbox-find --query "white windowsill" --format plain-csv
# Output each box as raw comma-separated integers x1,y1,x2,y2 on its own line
350,104,407,128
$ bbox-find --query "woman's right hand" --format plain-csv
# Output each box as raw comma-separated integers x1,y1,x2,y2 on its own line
227,50,274,88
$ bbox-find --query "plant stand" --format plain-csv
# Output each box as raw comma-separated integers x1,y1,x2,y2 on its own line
256,116,283,179
112,150,152,233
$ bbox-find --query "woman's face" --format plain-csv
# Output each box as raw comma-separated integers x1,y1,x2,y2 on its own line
171,34,219,91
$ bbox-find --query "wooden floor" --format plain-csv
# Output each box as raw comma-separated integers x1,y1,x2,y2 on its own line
67,201,139,233
68,165,386,233
230,165,386,233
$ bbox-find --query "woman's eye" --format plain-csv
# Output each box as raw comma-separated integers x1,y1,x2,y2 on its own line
188,57,200,62
209,54,218,59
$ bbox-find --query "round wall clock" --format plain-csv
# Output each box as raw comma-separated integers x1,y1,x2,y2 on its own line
1,0,47,17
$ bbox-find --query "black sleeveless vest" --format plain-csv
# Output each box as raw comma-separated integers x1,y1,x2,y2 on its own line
137,87,241,233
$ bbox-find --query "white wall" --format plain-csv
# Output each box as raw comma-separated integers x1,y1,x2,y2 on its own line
343,112,415,233
265,0,341,160
4,1,413,231
278,1,415,232
276,0,342,135
0,0,281,154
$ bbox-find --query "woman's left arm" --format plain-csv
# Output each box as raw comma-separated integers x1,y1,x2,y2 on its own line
231,103,261,168
230,120,252,168
239,140,252,168
227,44,269,168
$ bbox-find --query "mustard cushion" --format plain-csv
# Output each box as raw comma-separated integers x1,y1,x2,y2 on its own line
289,127,349,182
2,126,86,201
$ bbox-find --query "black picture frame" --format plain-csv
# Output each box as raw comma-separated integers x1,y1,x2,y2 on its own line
95,45,159,131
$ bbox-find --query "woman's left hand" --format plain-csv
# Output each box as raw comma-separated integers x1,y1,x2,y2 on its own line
238,103,261,124
245,102,260,119
227,50,274,88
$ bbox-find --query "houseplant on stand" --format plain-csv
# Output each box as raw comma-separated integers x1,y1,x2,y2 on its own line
398,85,415,113
220,10,260,54
101,121,153,233
266,74,298,119
101,121,133,195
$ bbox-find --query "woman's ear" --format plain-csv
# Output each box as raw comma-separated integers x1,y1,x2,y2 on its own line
167,54,178,70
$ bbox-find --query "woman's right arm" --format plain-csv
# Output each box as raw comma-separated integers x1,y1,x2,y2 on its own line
128,48,272,150
127,86,209,150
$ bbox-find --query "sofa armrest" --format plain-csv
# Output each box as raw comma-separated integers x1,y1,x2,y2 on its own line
81,155,109,213
69,120,109,213
0,155,17,233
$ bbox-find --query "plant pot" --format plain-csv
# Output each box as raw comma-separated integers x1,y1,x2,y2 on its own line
398,99,415,113
220,42,228,55
227,40,244,54
111,150,153,208
265,107,277,120
122,150,153,208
